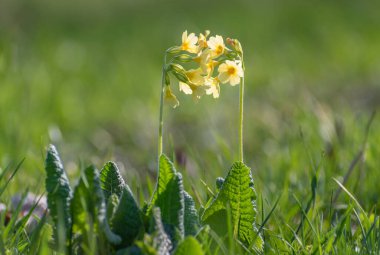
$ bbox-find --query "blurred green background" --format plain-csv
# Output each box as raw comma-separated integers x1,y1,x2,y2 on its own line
0,0,379,207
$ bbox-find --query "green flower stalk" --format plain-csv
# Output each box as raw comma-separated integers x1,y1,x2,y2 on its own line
157,57,166,161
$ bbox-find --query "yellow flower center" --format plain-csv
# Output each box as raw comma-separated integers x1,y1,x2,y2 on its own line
199,40,207,48
194,56,201,63
181,42,189,51
227,66,236,75
215,45,224,55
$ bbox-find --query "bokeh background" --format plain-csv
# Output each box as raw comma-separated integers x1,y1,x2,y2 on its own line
1,0,379,207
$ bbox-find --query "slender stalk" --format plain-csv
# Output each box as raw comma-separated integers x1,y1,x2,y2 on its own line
158,75,165,161
239,76,244,162
239,55,245,162
158,54,167,163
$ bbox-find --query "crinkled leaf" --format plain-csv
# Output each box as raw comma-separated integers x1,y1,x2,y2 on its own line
71,166,121,249
173,236,204,255
155,173,185,242
148,154,185,241
148,154,176,211
45,144,72,248
107,193,120,222
147,207,172,255
183,191,199,236
111,185,142,247
201,161,263,251
100,161,126,201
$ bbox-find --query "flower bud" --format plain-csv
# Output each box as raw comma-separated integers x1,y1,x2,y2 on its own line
225,51,238,59
166,46,182,54
164,71,170,85
173,54,194,63
227,38,243,56
168,63,191,84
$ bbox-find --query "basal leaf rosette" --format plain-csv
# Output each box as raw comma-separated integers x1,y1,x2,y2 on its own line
163,30,244,108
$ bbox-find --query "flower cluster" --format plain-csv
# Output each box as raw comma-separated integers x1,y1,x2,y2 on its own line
163,30,244,108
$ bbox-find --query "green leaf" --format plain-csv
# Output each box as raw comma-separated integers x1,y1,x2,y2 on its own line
148,154,185,240
100,161,126,201
71,165,121,248
148,154,177,211
129,208,173,255
111,185,143,247
45,144,73,250
173,236,204,255
106,193,120,222
148,207,172,255
183,191,199,236
75,167,119,249
201,161,263,251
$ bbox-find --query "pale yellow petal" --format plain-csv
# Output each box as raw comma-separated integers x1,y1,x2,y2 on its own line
167,96,179,108
215,35,224,45
225,60,235,66
236,63,244,77
190,69,205,85
229,75,241,86
207,36,217,49
182,31,187,43
164,87,180,108
192,85,206,101
188,33,198,45
218,63,228,73
212,83,220,98
206,82,220,98
179,82,193,94
218,72,230,84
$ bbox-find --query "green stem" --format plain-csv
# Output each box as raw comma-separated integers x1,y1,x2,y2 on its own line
239,55,245,162
239,75,244,162
158,54,167,163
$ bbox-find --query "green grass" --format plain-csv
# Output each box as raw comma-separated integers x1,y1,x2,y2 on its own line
0,0,380,254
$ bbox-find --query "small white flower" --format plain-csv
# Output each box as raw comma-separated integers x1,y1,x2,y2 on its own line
217,60,244,86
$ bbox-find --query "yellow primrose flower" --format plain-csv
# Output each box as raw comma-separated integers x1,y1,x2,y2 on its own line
191,85,206,101
218,60,244,86
194,50,211,74
194,50,219,76
205,60,219,77
181,30,198,54
205,77,220,98
185,68,205,85
198,30,210,50
164,86,179,108
207,35,225,57
178,68,205,94
179,83,207,101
